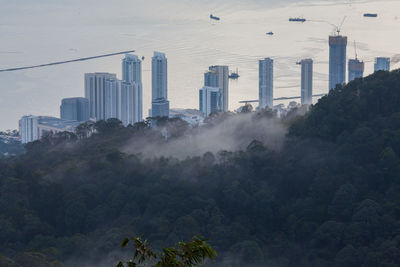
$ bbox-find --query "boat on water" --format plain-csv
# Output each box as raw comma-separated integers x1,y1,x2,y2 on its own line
210,14,220,21
289,17,306,22
364,13,378,17
229,69,240,79
266,32,274,35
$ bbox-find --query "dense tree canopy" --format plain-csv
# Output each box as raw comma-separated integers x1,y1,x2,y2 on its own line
1,70,400,266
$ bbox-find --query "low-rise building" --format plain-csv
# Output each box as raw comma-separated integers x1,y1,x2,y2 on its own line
19,115,80,144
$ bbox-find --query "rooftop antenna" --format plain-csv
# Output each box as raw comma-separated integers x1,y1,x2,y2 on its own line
336,16,347,35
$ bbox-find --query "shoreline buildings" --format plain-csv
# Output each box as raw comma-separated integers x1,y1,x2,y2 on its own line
329,35,347,90
259,58,274,109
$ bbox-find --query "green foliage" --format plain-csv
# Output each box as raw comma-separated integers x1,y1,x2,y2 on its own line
117,236,216,267
1,71,400,265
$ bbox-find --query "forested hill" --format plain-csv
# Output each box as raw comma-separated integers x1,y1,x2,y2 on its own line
1,70,400,267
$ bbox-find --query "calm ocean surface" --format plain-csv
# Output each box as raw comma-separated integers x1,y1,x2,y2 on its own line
0,0,399,129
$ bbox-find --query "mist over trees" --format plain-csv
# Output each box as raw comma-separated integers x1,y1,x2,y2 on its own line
1,70,400,266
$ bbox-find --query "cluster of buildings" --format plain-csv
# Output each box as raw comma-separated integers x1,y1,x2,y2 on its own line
18,33,392,144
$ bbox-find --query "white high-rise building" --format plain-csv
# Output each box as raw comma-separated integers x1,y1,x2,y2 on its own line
374,57,390,72
199,86,222,117
104,79,141,126
259,58,274,109
122,54,143,121
204,66,229,112
85,72,117,121
120,82,141,126
300,59,313,105
152,52,168,101
105,79,121,120
19,115,39,144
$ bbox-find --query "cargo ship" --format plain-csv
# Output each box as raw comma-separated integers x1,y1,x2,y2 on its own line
289,17,306,22
364,13,378,17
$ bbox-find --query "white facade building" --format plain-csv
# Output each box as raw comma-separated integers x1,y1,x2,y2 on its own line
120,82,141,126
84,72,117,121
19,115,39,144
105,79,121,120
122,54,143,121
259,58,274,109
104,79,141,126
19,116,79,144
199,86,222,116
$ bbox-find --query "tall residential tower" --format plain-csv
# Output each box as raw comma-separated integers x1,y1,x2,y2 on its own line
329,35,347,90
122,54,143,122
85,72,117,120
151,52,169,117
259,58,274,109
299,59,313,105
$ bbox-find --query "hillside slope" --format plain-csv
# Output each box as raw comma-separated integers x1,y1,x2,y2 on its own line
1,70,400,266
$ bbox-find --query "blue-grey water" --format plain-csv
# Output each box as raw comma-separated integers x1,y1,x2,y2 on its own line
0,0,399,130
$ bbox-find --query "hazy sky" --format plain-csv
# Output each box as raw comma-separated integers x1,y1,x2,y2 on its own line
0,0,399,130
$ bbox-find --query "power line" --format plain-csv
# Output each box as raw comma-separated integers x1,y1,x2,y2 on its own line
0,50,135,73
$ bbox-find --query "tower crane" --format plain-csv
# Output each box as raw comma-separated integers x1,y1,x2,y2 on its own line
335,16,347,35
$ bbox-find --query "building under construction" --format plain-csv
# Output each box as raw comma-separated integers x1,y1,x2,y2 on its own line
348,59,364,82
329,35,347,90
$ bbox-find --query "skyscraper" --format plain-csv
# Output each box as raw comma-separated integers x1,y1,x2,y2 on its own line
152,52,168,101
85,72,117,120
151,52,169,118
120,82,140,126
105,79,121,120
199,86,222,116
60,97,89,122
122,54,143,121
104,79,141,126
329,35,347,90
204,66,229,112
259,58,274,109
348,59,364,82
374,57,390,72
300,59,313,105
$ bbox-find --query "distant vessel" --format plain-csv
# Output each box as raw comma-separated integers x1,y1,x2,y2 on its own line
364,13,378,17
266,32,274,35
289,17,306,22
229,69,240,79
210,14,220,21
